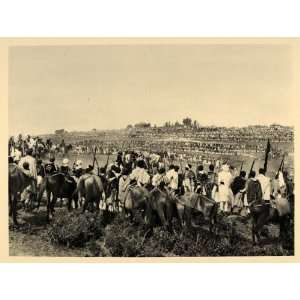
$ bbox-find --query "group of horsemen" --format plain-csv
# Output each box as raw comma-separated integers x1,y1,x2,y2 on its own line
9,141,294,216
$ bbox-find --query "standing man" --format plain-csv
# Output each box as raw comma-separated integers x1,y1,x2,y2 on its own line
206,164,218,198
230,170,247,212
246,170,263,206
183,164,196,193
195,165,208,194
256,168,272,204
217,164,233,213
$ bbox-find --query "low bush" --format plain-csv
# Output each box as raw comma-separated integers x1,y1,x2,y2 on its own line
104,213,148,257
47,210,104,248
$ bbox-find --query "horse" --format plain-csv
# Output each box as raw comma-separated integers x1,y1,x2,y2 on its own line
37,173,77,222
146,187,185,232
179,192,218,233
123,185,151,222
249,199,291,245
9,164,36,225
76,174,104,213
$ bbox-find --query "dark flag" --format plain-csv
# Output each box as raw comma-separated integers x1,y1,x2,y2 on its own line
263,139,271,173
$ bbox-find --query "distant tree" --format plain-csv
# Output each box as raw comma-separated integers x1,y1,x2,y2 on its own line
182,117,192,127
55,129,65,135
175,121,181,127
126,124,133,129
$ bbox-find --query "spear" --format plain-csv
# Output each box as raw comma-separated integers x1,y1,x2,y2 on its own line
276,155,285,178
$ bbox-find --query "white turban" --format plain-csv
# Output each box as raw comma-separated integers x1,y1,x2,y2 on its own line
222,164,229,172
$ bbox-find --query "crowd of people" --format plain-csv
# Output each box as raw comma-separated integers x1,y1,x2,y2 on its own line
52,124,293,160
8,134,294,216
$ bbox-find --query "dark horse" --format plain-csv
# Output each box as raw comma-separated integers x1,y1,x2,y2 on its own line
37,173,77,222
146,187,185,232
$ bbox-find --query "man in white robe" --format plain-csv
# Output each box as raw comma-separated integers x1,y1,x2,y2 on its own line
217,164,233,212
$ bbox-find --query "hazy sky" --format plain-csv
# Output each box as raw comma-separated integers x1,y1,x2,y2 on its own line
9,43,293,135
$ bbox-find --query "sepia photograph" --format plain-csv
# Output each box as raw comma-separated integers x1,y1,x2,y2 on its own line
7,40,295,258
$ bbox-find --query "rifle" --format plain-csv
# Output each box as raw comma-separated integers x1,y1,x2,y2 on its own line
179,158,184,175
92,146,97,168
263,139,271,173
276,155,285,178
239,161,244,173
104,152,110,171
249,159,256,175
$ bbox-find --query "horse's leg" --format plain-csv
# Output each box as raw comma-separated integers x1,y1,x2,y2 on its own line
73,192,79,209
82,197,89,213
50,193,58,220
166,203,174,232
253,217,264,246
95,194,101,213
12,193,19,225
9,193,13,217
46,190,51,222
279,216,289,241
185,206,192,228
67,196,72,212
157,204,168,229
210,204,218,234
252,217,257,245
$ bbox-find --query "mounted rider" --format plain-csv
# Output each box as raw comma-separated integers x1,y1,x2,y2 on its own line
73,159,84,178
165,164,179,197
60,158,74,183
128,159,150,187
152,167,167,190
44,157,59,175
18,148,38,202
106,164,121,198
